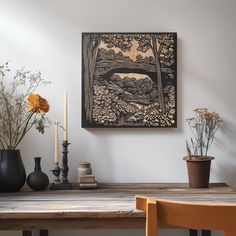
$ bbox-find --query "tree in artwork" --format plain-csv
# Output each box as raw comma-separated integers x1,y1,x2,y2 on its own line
82,33,177,128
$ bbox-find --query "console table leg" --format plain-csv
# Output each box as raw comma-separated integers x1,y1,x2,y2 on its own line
40,230,49,236
22,231,32,236
189,229,198,236
202,230,211,236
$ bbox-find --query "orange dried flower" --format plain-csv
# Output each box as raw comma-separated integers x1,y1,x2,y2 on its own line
28,94,50,114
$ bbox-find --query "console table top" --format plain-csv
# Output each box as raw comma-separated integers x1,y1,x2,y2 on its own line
0,183,235,230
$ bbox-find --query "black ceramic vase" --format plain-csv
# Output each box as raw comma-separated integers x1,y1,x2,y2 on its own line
0,149,26,192
27,157,49,191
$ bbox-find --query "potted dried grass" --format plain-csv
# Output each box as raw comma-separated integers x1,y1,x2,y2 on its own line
0,62,50,192
184,108,222,188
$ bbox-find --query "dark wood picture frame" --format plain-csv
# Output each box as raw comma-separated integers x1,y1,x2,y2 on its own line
82,32,177,128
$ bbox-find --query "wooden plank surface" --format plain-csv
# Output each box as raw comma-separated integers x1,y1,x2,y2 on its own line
0,183,235,230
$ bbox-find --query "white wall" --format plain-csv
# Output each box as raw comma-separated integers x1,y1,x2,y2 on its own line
0,0,236,235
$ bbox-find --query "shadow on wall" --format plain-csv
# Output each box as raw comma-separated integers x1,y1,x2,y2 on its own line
213,120,236,187
177,37,183,133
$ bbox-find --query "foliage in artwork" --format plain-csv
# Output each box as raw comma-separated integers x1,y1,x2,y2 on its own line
82,33,177,128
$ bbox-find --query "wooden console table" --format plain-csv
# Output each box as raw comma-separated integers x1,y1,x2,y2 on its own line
0,183,235,236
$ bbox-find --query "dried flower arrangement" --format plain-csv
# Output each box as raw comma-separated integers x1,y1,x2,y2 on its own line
186,108,222,157
0,62,50,150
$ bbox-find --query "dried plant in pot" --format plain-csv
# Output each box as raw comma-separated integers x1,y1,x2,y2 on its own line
184,108,222,188
0,62,50,192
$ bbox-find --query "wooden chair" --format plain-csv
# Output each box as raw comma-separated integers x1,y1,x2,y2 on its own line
136,195,236,236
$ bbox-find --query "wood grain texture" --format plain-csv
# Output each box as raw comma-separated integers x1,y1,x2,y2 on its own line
0,183,235,230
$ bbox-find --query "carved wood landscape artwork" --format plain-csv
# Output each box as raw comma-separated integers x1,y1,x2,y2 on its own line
82,33,177,128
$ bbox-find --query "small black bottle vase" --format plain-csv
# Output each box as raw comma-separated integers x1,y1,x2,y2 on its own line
0,149,26,192
27,157,49,191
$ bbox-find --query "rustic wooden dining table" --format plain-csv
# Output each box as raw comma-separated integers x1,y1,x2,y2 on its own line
0,183,235,236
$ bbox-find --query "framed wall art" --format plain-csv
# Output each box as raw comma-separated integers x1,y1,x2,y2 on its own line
82,32,177,128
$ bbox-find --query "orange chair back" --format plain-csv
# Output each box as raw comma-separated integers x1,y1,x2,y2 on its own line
136,195,236,236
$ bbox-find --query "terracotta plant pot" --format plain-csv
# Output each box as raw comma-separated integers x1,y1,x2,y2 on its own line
183,156,215,188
